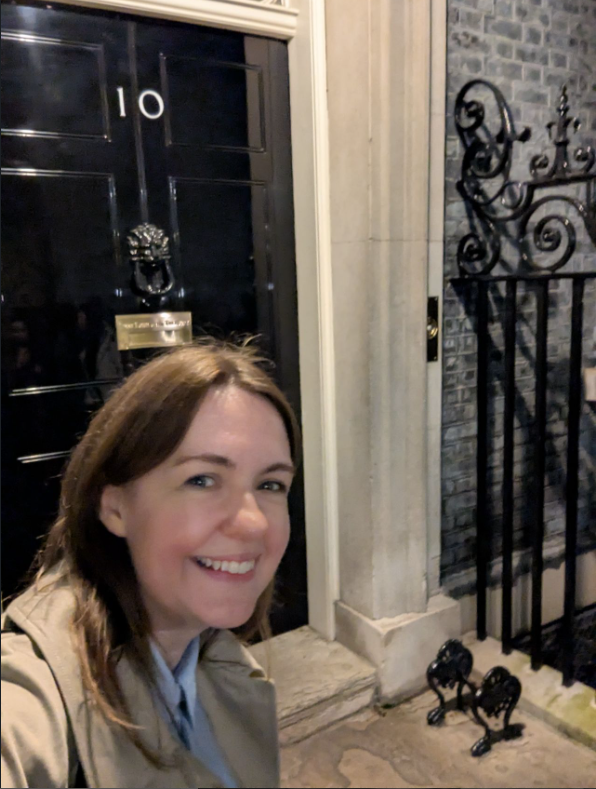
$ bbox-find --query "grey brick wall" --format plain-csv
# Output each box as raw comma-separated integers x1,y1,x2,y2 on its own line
441,0,596,583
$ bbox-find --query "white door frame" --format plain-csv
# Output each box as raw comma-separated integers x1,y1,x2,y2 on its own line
427,0,447,598
57,0,340,639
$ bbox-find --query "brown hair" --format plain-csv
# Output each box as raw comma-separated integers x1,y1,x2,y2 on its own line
35,339,301,766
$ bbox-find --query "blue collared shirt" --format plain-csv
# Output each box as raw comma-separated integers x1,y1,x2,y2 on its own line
150,637,237,788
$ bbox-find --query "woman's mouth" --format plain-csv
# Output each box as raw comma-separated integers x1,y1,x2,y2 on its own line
193,556,257,579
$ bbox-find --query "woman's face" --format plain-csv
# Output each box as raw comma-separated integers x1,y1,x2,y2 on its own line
100,385,294,636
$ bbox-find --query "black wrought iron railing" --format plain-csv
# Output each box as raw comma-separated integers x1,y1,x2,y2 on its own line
450,81,595,686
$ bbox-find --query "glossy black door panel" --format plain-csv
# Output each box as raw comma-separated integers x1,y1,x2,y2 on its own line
5,390,105,458
2,170,124,382
1,33,110,140
132,25,271,213
1,3,139,219
169,178,259,335
163,57,263,151
3,171,121,289
0,454,66,594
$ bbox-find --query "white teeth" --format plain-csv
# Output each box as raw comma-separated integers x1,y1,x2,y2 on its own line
196,558,256,575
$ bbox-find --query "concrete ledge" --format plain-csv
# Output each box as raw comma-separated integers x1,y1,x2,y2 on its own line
250,626,376,745
466,633,596,751
335,594,462,702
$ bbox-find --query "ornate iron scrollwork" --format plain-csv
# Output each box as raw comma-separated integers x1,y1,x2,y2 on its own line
127,222,174,308
426,639,524,757
529,86,595,182
427,639,474,725
455,80,595,276
469,667,524,757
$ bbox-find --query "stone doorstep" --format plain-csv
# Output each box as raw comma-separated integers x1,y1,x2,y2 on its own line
464,633,596,752
248,625,596,751
249,625,377,745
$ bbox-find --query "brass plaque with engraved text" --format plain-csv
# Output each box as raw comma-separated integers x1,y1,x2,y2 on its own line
115,312,192,351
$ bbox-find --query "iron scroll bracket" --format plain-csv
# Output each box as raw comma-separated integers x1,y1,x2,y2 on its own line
454,80,595,277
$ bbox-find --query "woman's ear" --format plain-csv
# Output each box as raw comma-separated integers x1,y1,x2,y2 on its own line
99,485,127,538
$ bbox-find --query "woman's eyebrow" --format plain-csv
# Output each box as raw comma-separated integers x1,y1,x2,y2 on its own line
174,453,234,467
173,455,295,475
262,462,295,475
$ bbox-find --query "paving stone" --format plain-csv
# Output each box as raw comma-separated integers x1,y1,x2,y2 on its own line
281,689,596,788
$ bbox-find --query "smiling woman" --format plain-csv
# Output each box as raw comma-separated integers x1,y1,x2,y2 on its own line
1,340,301,789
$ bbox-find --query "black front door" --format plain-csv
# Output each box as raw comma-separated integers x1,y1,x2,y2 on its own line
1,0,306,634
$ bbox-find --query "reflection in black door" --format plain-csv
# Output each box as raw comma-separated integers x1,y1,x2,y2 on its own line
1,0,306,635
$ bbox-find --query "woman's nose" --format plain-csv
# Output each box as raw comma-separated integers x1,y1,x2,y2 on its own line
225,492,268,538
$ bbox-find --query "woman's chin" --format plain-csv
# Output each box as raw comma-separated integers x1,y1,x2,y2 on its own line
195,603,257,632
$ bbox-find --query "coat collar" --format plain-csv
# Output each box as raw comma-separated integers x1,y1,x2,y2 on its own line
196,631,280,788
4,569,279,788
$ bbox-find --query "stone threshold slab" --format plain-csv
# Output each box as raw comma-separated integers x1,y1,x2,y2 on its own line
250,625,377,745
465,633,596,751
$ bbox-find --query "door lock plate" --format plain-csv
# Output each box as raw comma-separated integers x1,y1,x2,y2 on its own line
427,296,439,362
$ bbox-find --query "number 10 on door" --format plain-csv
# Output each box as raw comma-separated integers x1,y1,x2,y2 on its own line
117,87,165,120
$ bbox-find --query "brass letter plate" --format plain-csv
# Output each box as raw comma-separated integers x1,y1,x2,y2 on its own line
115,312,192,351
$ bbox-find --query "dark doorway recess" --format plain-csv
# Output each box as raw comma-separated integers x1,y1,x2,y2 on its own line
1,0,307,635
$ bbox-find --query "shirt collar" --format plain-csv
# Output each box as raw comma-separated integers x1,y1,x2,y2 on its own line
150,636,200,724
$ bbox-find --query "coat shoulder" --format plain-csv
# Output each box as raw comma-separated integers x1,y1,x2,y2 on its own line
1,627,76,788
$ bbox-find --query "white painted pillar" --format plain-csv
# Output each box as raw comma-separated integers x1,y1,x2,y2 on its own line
326,0,461,700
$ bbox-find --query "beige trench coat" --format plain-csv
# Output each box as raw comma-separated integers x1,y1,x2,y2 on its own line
1,571,280,789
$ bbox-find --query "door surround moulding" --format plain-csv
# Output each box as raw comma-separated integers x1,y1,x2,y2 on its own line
426,0,447,598
56,0,298,39
61,0,340,640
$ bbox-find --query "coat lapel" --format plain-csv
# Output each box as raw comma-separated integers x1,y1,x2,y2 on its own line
197,632,280,789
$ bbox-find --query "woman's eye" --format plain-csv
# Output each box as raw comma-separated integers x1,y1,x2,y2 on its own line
259,480,288,494
186,475,216,488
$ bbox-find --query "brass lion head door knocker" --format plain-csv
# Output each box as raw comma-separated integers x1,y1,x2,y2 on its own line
127,222,174,309
115,222,191,353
